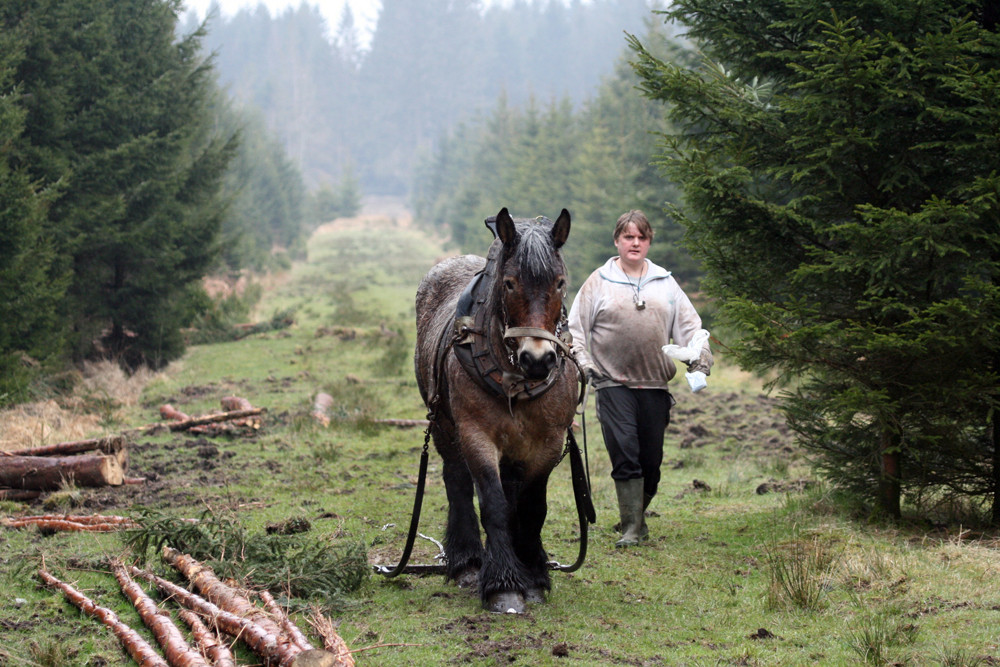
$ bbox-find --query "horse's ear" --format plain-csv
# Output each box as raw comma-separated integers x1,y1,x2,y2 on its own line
551,209,571,249
496,208,517,247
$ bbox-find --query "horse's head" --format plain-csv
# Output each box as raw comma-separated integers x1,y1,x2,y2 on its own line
493,207,571,381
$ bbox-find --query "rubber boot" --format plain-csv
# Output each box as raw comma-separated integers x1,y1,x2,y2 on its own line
641,491,653,540
614,478,646,547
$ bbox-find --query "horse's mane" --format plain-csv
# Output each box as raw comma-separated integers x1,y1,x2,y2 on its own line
509,219,564,282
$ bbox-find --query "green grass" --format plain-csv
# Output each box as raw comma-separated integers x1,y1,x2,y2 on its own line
2,219,998,666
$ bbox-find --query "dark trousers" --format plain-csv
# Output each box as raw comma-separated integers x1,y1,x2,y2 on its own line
596,386,673,499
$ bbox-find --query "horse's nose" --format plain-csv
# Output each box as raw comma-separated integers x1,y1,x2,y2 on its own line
519,348,557,380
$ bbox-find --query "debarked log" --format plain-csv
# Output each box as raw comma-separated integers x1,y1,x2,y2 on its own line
0,454,124,489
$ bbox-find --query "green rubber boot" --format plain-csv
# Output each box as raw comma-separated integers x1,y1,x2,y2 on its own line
614,478,646,547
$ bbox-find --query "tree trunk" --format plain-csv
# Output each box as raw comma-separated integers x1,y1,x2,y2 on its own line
879,428,901,519
0,454,124,489
992,408,999,527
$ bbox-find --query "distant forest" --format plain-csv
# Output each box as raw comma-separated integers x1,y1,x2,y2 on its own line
184,0,662,195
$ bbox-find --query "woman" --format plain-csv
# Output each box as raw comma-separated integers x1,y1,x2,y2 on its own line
568,210,711,547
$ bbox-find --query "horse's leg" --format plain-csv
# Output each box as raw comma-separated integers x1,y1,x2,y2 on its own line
475,464,531,613
513,472,552,603
441,456,483,588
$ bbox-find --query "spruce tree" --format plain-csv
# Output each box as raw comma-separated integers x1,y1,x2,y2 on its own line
0,27,67,403
629,1,1000,518
10,0,236,369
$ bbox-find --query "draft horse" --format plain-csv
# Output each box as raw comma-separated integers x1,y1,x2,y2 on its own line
414,208,580,613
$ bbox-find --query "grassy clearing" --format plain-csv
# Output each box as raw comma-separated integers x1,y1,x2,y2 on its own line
1,215,999,666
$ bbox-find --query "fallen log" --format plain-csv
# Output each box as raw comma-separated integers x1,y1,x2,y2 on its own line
177,608,237,667
38,568,170,667
110,560,210,667
0,453,124,490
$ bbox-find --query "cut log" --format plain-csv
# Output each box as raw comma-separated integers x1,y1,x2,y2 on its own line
0,489,41,501
38,568,170,667
177,608,237,667
110,561,210,667
5,434,128,458
8,513,136,527
260,590,314,651
0,454,124,490
2,517,131,532
372,419,430,428
160,404,191,422
311,393,334,427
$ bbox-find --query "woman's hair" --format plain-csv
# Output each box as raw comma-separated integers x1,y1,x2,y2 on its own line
613,210,654,241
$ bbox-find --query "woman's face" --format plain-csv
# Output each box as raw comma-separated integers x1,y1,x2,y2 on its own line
614,222,650,266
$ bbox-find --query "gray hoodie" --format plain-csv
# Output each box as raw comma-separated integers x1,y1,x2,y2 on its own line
568,257,711,390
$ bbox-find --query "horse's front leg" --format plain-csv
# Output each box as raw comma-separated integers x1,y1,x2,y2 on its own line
514,472,551,602
473,463,532,613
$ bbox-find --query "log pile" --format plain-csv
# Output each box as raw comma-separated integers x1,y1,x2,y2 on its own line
0,435,130,496
37,548,355,667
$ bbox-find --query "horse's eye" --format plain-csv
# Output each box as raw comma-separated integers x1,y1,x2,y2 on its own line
504,278,516,293
556,278,567,293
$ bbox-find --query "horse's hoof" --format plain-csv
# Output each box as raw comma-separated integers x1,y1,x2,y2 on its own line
454,567,479,589
485,591,525,614
525,587,545,604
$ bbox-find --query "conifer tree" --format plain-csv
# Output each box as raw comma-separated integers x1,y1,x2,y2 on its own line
0,28,67,403
10,0,236,369
629,1,1000,518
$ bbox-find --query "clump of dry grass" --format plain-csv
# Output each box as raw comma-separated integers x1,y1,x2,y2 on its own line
0,360,159,451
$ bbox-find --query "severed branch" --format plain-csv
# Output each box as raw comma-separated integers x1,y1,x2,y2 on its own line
306,606,356,667
38,568,170,667
110,560,210,667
